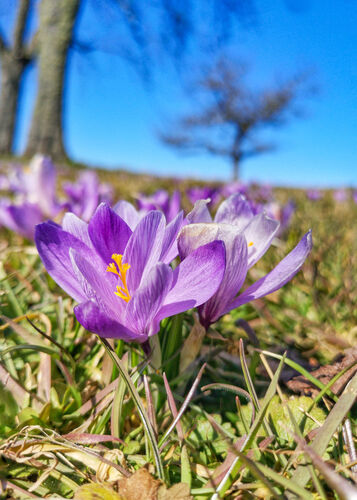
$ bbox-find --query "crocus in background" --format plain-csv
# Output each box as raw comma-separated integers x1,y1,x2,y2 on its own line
27,155,62,216
63,171,113,222
0,163,30,194
256,183,274,203
306,189,322,201
35,203,226,343
187,186,221,207
0,155,62,239
0,174,11,191
0,200,43,239
136,189,181,222
353,191,357,204
334,188,348,203
265,200,296,236
220,181,248,199
181,194,312,328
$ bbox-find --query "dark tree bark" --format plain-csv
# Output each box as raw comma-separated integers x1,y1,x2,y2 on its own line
25,0,80,159
232,157,239,181
0,0,33,154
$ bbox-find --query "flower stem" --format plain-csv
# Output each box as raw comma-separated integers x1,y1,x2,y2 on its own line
99,337,165,481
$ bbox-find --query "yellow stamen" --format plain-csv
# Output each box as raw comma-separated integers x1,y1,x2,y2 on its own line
106,253,131,303
248,241,254,247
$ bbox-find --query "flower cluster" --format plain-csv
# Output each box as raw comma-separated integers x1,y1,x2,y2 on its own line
0,158,312,343
0,155,112,239
35,193,312,342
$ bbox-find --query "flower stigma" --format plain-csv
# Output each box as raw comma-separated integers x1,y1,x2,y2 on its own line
106,254,131,302
248,241,254,247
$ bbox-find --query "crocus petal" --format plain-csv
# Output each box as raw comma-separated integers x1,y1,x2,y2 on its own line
0,202,43,239
160,210,184,263
74,301,139,341
199,233,248,325
243,212,279,268
214,193,254,230
123,211,165,290
186,199,213,224
35,222,95,302
178,222,233,260
62,213,92,247
160,240,226,313
225,230,313,312
27,155,58,216
88,203,132,264
112,200,142,230
126,263,173,336
166,190,181,222
78,172,100,221
69,248,124,318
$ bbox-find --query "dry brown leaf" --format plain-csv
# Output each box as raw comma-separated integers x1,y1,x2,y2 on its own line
286,346,357,397
118,468,160,500
118,469,192,500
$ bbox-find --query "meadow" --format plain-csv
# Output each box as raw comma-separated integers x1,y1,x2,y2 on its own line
0,157,356,499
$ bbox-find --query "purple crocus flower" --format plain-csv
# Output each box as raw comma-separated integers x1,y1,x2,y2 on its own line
264,200,295,236
187,186,221,207
0,155,62,239
0,200,43,239
333,188,348,203
63,171,113,222
220,182,248,199
136,189,181,222
35,203,225,342
256,183,274,203
306,189,322,201
0,164,27,195
0,174,11,191
181,194,312,328
24,155,61,217
353,191,357,204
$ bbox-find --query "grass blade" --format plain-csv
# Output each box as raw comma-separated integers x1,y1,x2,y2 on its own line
213,353,286,499
289,370,357,496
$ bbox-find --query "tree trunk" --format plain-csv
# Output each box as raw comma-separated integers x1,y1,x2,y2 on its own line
25,0,80,160
0,57,24,153
232,156,240,181
0,0,32,154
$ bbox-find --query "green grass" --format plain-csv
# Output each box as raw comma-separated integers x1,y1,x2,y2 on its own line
0,163,357,498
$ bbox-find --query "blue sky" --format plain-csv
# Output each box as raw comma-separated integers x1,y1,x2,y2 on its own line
11,0,357,187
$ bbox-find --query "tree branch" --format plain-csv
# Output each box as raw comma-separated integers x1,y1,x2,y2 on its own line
12,0,31,55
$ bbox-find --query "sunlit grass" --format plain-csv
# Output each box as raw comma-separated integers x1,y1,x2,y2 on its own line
0,162,357,498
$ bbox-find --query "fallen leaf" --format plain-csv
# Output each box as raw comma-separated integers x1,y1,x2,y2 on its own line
118,468,160,500
286,346,357,397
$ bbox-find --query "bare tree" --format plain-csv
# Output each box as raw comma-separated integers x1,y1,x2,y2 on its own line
0,0,34,154
23,0,255,160
160,58,311,180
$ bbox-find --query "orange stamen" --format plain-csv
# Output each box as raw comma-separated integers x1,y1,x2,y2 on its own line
106,253,131,302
